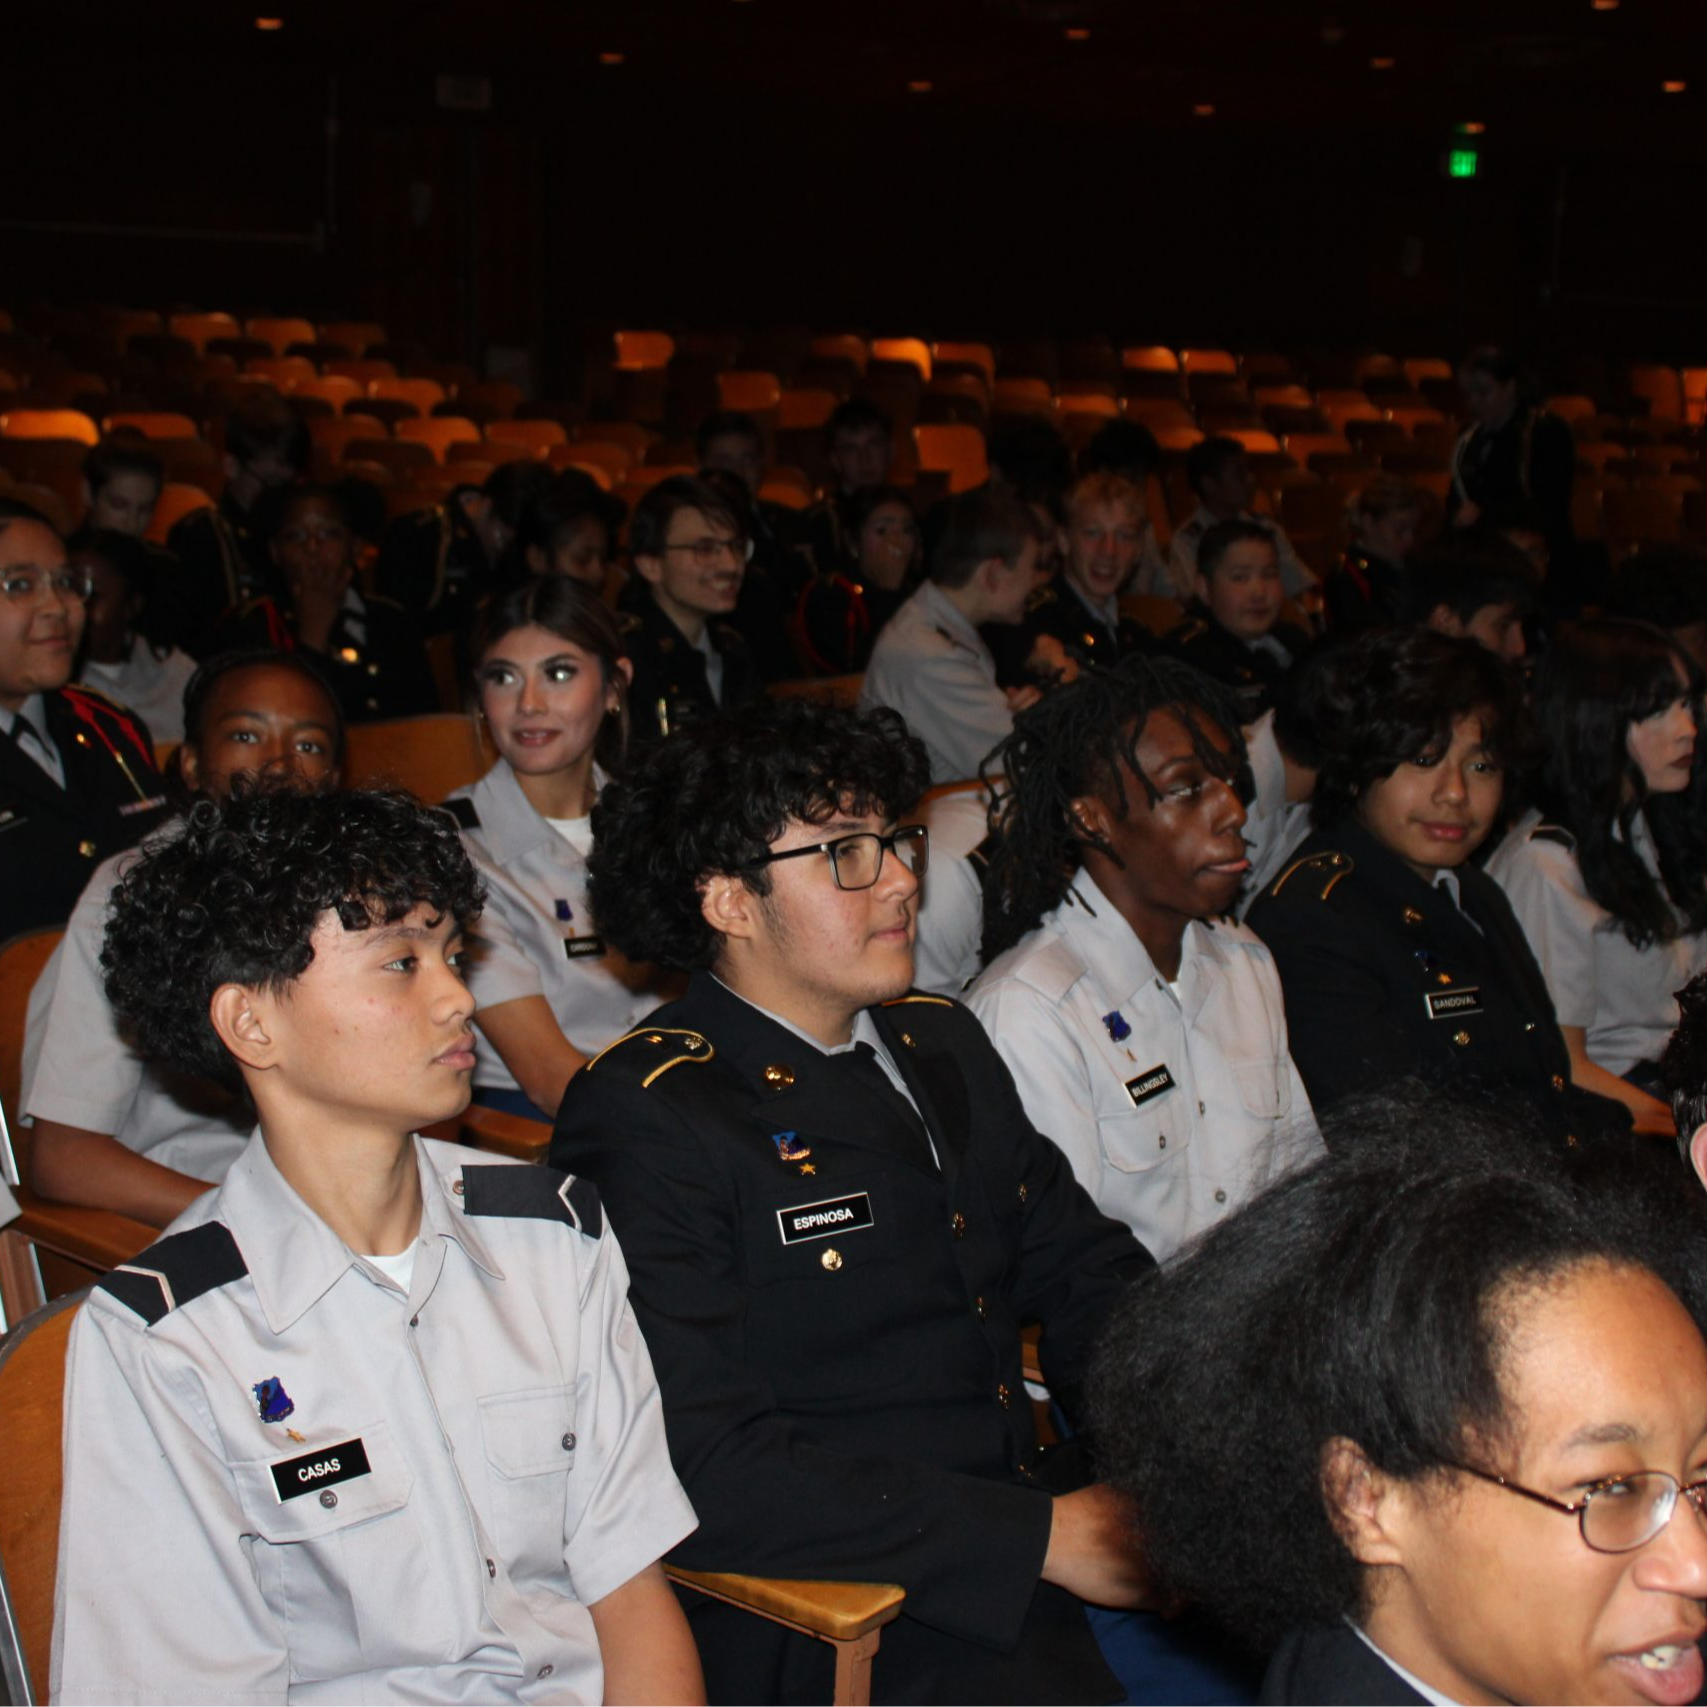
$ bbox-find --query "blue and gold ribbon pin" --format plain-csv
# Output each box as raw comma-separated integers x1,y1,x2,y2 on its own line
1102,1010,1132,1044
253,1376,295,1423
771,1131,811,1162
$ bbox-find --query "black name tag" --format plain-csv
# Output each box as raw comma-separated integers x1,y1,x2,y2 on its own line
1425,987,1483,1020
564,935,606,959
270,1437,372,1503
1124,1064,1176,1108
777,1192,874,1245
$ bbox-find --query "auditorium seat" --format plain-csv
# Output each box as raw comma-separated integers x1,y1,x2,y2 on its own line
1282,431,1354,470
0,408,98,445
1151,424,1206,453
342,713,489,800
153,438,225,492
319,320,389,356
933,341,996,386
450,438,528,468
370,377,447,416
559,441,634,484
102,410,197,440
759,469,813,509
1627,363,1684,423
1682,369,1707,427
717,369,783,423
294,375,365,413
547,449,614,488
809,333,869,372
871,338,931,380
398,416,483,461
167,311,240,353
912,425,986,491
1121,345,1179,375
325,357,399,387
310,415,388,467
146,482,215,543
245,316,317,356
778,386,839,431
1315,391,1383,431
1604,483,1683,546
1180,348,1237,377
347,437,434,478
613,330,677,369
1239,352,1295,383
484,418,567,456
458,380,525,421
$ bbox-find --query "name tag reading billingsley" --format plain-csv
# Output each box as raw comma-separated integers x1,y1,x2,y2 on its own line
1424,987,1483,1020
270,1437,372,1503
1124,1063,1176,1108
777,1192,874,1245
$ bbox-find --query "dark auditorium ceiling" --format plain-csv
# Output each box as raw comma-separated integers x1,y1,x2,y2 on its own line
21,0,1707,152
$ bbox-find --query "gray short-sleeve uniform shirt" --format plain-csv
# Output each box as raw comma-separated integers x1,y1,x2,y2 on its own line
446,761,663,1094
52,1135,696,1704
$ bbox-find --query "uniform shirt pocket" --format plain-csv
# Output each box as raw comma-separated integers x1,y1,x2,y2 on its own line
1098,1097,1190,1175
1229,1056,1291,1119
480,1384,577,1585
230,1421,420,1681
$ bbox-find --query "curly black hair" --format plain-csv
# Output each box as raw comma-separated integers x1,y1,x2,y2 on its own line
101,787,485,1092
980,658,1249,961
1305,626,1529,828
587,698,930,971
1661,971,1707,1164
1087,1094,1707,1653
1528,619,1707,948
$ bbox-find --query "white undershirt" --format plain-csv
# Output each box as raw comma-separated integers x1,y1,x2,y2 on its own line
547,814,595,856
362,1245,416,1294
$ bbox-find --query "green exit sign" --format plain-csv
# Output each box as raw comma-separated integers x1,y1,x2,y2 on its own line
1447,148,1480,179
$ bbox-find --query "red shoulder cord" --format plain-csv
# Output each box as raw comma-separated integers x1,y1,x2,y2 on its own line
58,689,157,800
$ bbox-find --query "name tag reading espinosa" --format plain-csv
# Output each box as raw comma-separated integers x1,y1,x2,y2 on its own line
777,1192,874,1245
1424,987,1483,1020
270,1437,372,1502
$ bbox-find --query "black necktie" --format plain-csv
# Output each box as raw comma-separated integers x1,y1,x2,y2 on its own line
839,1041,936,1171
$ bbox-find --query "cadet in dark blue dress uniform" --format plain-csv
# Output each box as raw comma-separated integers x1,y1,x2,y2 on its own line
0,500,170,939
1244,627,1628,1146
552,697,1156,1705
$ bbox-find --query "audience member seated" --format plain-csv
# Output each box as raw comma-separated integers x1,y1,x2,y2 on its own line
0,498,172,940
1090,1101,1707,1707
794,482,922,675
987,415,1076,511
1487,620,1707,1136
1392,541,1535,664
376,459,553,636
697,408,813,600
446,579,670,1122
861,489,1047,783
697,465,803,683
164,390,308,656
1450,347,1580,614
972,658,1322,1270
23,648,343,1227
802,397,894,572
512,466,626,590
81,436,165,540
1167,436,1314,601
1077,420,1170,595
551,698,1156,1704
1323,475,1424,631
54,788,702,1706
68,526,198,742
1246,627,1629,1144
1601,545,1707,674
1003,472,1154,685
620,473,760,743
1164,519,1311,716
910,779,998,998
219,485,436,724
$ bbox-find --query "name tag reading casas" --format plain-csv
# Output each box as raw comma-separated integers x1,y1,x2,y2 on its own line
1424,987,1483,1020
1124,1064,1177,1109
777,1192,874,1245
269,1437,372,1503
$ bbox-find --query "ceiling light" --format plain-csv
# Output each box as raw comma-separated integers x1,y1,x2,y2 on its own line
599,51,625,65
254,15,283,28
1193,102,1216,117
1064,27,1091,41
908,79,933,93
1591,0,1619,10
1456,120,1486,135
1369,56,1396,70
1664,79,1688,93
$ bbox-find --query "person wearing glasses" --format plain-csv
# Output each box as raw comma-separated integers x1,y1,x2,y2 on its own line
619,474,759,744
550,697,1158,1704
0,498,171,940
1090,1097,1707,1706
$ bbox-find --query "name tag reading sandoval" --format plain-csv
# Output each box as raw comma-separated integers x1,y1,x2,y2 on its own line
1124,1064,1176,1109
270,1437,372,1503
1424,987,1483,1020
777,1192,874,1245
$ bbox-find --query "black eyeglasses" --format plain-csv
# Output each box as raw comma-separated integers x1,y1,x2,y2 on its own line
747,825,929,892
662,535,753,567
1447,1460,1707,1554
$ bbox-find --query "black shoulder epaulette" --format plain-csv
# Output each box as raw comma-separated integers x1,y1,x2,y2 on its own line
615,611,642,636
1268,850,1355,902
441,795,480,830
460,1164,603,1238
99,1222,247,1326
585,1026,715,1087
882,993,955,1009
1025,584,1058,615
1168,618,1209,645
1531,823,1577,851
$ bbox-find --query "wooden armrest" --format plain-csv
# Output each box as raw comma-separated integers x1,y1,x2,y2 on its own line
10,1189,155,1271
665,1567,904,1643
457,1105,552,1161
1021,1320,1044,1387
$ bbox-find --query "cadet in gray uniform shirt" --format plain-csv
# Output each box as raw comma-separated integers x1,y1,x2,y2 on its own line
25,648,343,1228
448,579,671,1122
971,660,1320,1263
54,788,702,1706
861,489,1046,784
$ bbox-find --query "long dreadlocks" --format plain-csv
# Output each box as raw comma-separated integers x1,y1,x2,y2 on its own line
979,657,1250,963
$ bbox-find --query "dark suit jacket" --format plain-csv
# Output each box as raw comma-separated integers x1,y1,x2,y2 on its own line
1162,608,1308,717
618,592,760,745
0,687,172,939
1262,1624,1427,1705
550,974,1153,1704
1244,818,1630,1146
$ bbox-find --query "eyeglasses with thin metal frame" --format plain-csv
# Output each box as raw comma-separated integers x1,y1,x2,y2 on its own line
0,566,95,604
1446,1460,1707,1554
662,535,754,567
747,824,930,892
